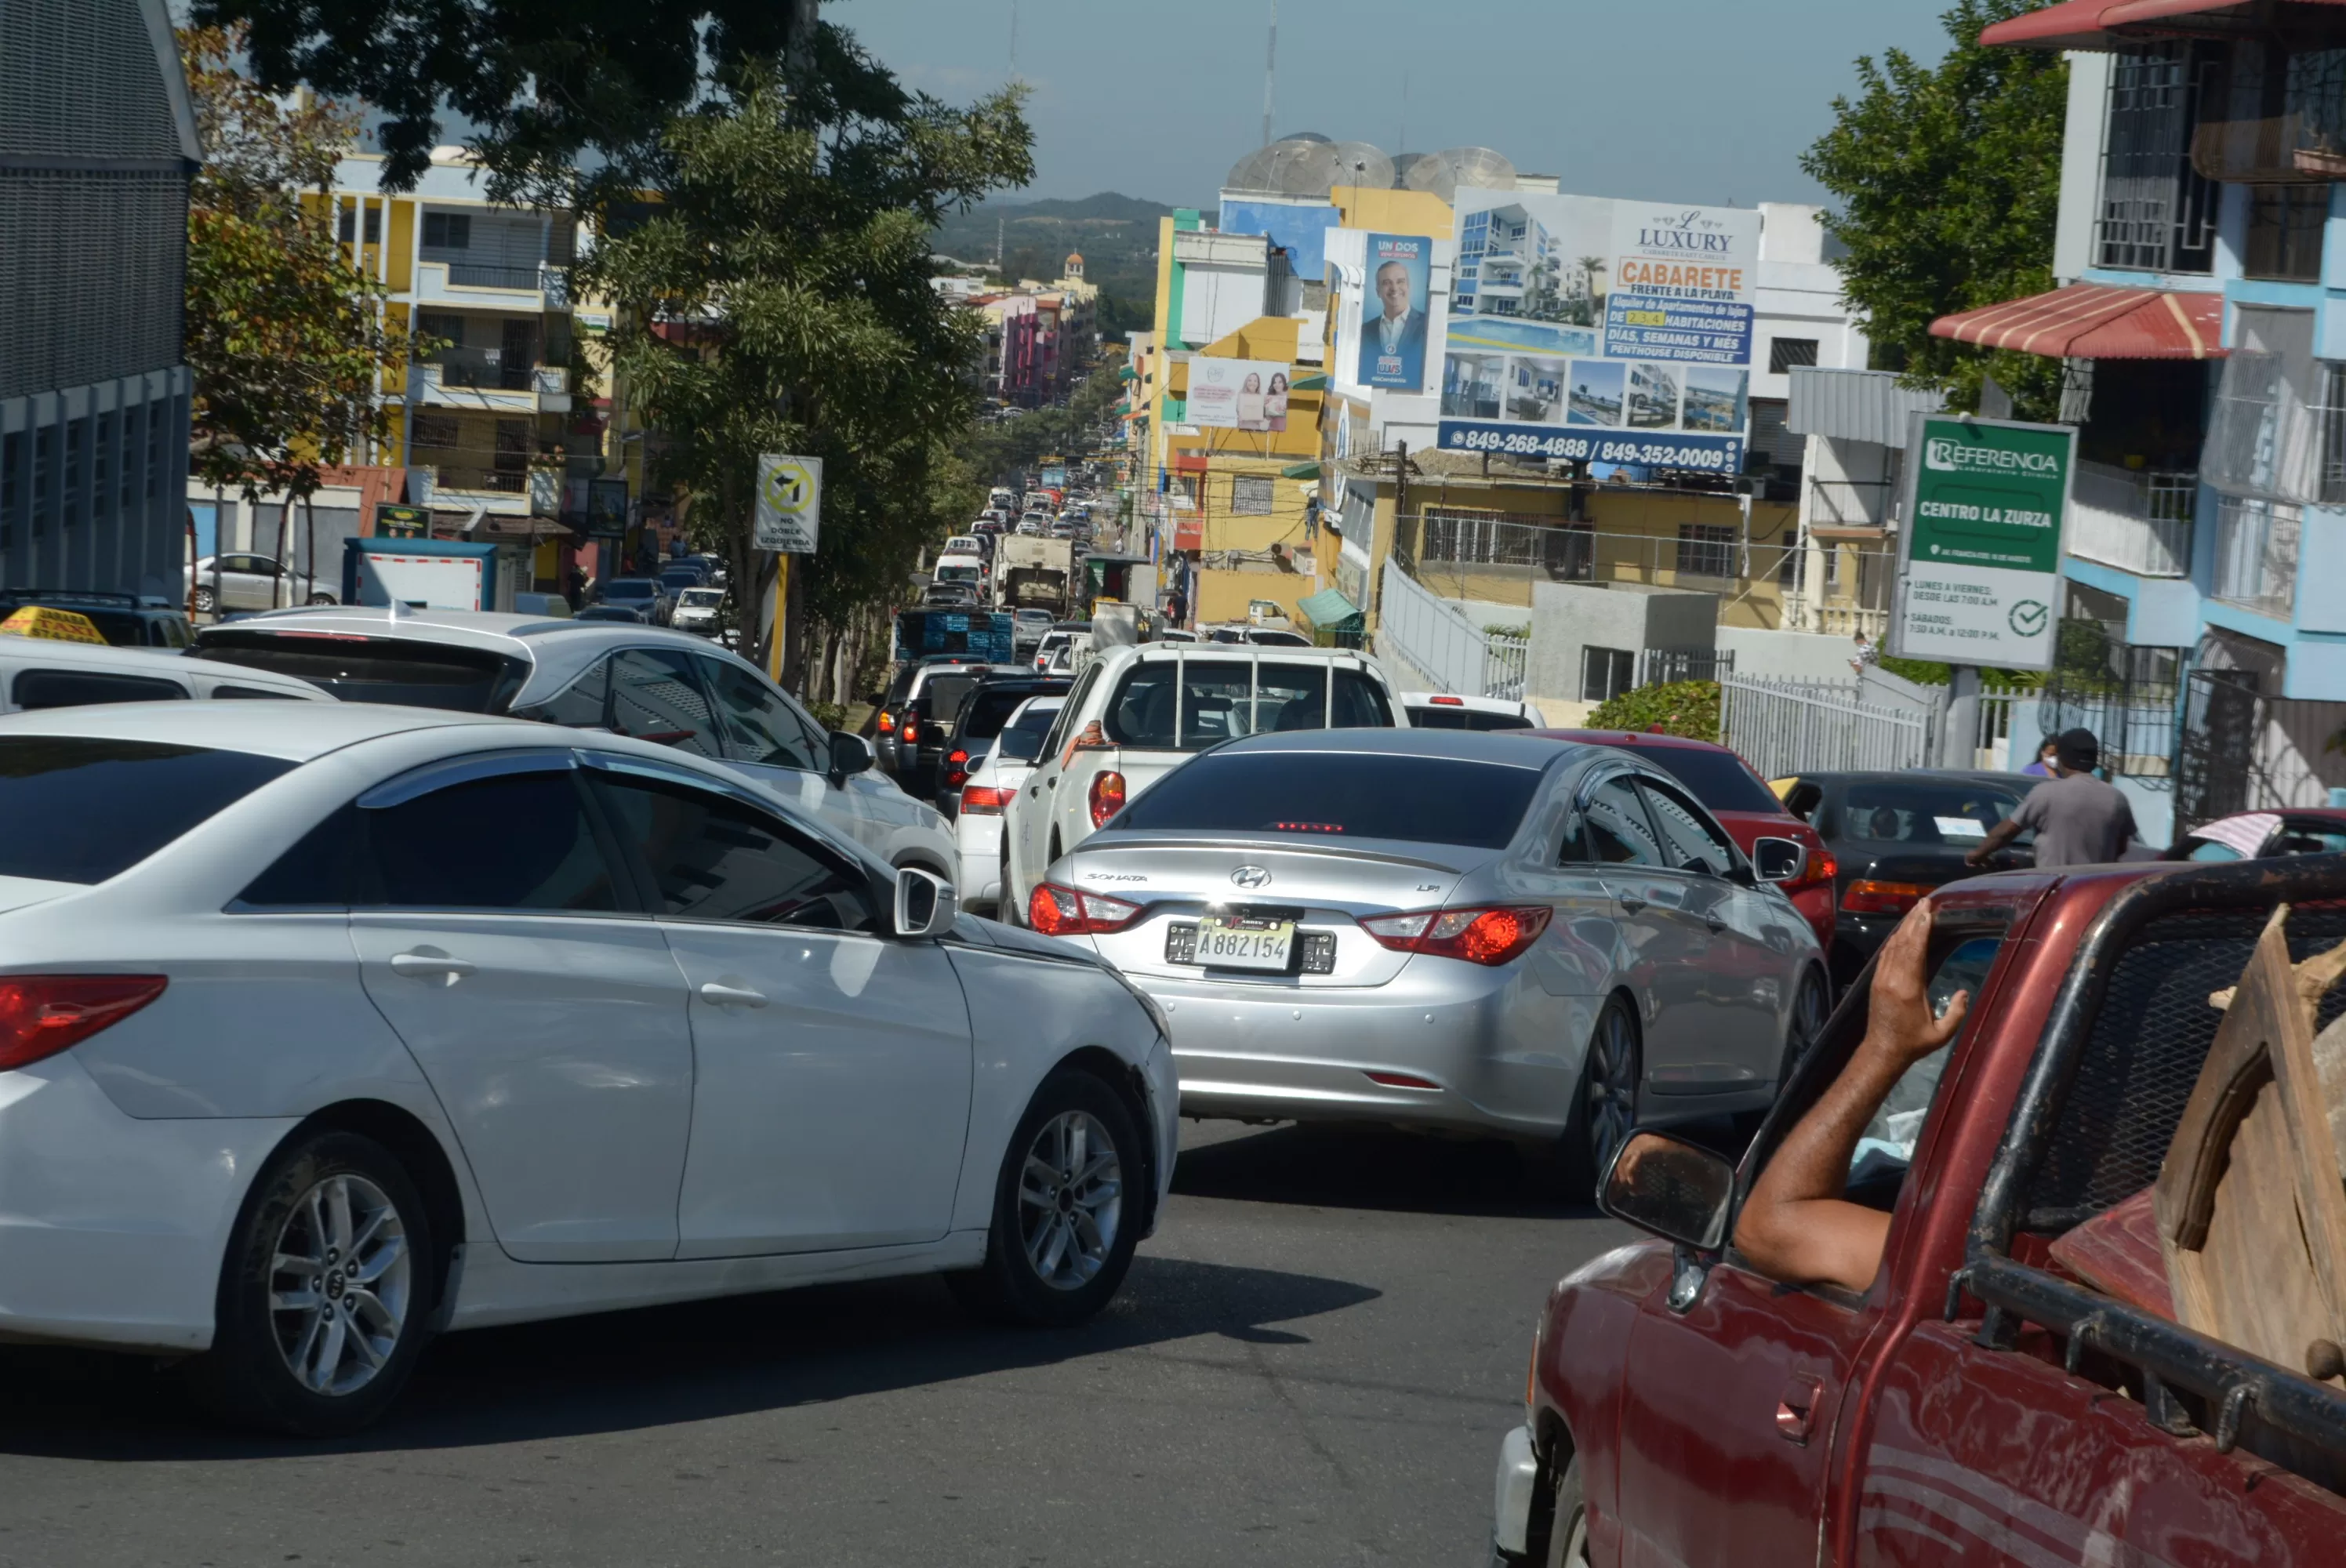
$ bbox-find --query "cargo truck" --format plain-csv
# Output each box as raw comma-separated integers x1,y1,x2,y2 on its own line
993,535,1076,619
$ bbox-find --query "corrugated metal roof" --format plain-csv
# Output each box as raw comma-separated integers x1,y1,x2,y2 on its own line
1786,368,1946,445
1930,281,2224,360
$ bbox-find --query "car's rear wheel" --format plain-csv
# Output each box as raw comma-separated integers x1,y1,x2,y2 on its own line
1779,967,1831,1090
1560,998,1640,1201
192,586,216,615
187,1130,433,1436
949,1068,1142,1327
306,591,336,606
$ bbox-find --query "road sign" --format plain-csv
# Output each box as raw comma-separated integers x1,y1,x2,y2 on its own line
1890,412,2074,673
754,454,823,554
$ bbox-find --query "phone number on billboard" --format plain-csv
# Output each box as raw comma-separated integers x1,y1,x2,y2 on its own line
1437,423,1743,472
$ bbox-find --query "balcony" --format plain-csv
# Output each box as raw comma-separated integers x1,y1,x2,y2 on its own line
2067,459,2195,579
2211,494,2301,620
410,359,569,414
412,464,559,517
415,259,561,310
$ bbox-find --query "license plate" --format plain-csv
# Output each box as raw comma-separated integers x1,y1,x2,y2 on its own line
1175,916,1296,971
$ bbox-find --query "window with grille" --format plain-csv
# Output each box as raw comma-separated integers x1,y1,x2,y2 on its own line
31,426,53,537
119,403,140,514
2211,495,2301,618
92,413,111,524
1676,523,1736,579
142,402,158,500
422,212,472,250
2246,186,2326,281
1582,646,1633,703
410,414,461,449
0,431,18,550
1230,475,1273,515
2097,44,2220,273
61,419,83,529
1767,338,1819,374
418,312,466,349
336,205,382,245
2322,363,2346,503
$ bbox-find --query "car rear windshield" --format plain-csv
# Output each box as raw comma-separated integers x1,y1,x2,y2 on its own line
916,673,984,724
194,634,525,712
679,590,724,607
0,738,295,884
1104,661,1393,750
1830,779,2028,847
958,684,1065,741
1408,704,1533,731
1113,751,1540,848
1625,745,1781,814
605,581,657,600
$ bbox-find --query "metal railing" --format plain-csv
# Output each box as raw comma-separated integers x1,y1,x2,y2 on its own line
1376,560,1525,700
2068,460,2195,578
2211,494,2301,618
1720,673,1931,779
445,263,546,292
1636,646,1736,687
430,347,534,392
1485,634,1529,701
435,466,528,494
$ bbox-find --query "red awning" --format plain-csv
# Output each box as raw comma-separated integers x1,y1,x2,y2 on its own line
1981,0,2346,50
1929,283,2225,360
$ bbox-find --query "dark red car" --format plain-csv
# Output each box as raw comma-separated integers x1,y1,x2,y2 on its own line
1491,855,2346,1565
1532,730,1835,952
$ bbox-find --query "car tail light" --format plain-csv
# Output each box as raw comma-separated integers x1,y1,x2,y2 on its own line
1360,906,1552,966
1785,848,1838,891
1089,770,1127,827
946,749,970,787
1026,882,1144,936
1842,879,1928,916
0,975,168,1072
900,717,920,744
877,710,895,735
959,785,1012,815
1364,1070,1440,1089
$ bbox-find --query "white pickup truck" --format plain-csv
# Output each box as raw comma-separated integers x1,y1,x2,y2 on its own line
1000,643,1407,924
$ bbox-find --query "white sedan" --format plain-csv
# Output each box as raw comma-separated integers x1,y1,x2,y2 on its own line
0,702,1176,1434
955,694,1065,910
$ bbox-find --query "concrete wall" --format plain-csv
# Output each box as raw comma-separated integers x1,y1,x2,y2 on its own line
1717,626,1863,683
1528,581,1719,702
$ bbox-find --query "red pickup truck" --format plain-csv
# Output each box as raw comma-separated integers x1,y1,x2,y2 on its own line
1493,855,2346,1565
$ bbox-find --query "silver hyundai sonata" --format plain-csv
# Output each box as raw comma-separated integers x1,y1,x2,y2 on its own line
1025,728,1828,1185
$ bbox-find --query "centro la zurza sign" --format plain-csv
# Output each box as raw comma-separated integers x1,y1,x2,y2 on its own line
1890,412,2075,673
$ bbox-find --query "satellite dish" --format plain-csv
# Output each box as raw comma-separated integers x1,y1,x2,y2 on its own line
1266,138,1342,196
1284,130,1333,144
1389,151,1434,190
1328,140,1394,192
1401,146,1517,203
1224,145,1279,192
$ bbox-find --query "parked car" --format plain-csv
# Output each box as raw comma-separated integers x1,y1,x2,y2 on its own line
670,586,727,637
0,700,1176,1433
1403,692,1540,731
187,554,338,615
1542,731,1837,956
1773,768,2032,988
1495,856,2346,1567
955,694,1066,910
928,673,1073,813
1002,643,1407,920
2163,807,2346,862
188,608,957,880
599,578,670,626
0,635,327,711
0,589,191,648
1030,728,1827,1184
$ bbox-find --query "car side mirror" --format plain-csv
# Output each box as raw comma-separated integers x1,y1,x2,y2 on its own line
892,866,957,938
1598,1131,1734,1252
827,730,873,786
1752,837,1806,884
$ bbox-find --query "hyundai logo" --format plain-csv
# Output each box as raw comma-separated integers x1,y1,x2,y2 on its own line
1230,865,1272,890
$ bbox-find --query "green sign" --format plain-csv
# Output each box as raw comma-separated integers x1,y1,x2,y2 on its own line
1893,414,2074,673
375,503,429,539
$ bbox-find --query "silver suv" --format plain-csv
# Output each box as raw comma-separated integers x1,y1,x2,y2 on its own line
191,607,957,879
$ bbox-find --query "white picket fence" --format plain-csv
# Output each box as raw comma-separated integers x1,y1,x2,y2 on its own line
1720,673,1932,778
1377,560,1525,699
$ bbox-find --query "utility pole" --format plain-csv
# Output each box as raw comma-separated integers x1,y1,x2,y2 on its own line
1262,0,1276,149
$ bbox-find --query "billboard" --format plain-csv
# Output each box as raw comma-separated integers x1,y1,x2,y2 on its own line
1359,233,1434,391
1188,358,1291,432
1435,191,1760,474
1890,413,2073,673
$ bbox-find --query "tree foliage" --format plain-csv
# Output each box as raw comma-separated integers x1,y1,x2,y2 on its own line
1801,0,2069,418
575,61,1033,677
181,26,421,503
1585,681,1722,743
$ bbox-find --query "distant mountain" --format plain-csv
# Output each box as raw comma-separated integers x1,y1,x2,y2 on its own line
932,191,1179,334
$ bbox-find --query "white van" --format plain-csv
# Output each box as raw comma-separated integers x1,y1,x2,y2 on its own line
0,638,329,713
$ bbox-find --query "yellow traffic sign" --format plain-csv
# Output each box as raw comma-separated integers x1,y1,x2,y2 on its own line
754,454,823,553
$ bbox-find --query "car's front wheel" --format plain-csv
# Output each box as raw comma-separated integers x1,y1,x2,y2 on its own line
187,1129,434,1435
1778,967,1830,1090
1542,1456,1590,1568
949,1068,1142,1327
192,585,216,615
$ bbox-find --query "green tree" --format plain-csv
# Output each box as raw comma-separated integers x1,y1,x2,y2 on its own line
180,27,422,517
1801,0,2069,418
576,62,1033,681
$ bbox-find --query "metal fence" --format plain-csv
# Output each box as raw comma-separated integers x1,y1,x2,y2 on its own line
1375,559,1524,699
1485,634,1529,701
1720,673,1931,779
1636,646,1735,687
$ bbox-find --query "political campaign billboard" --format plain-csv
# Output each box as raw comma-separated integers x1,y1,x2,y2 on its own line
1358,234,1433,392
1436,191,1759,474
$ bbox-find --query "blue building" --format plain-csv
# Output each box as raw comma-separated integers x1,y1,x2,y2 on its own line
1941,2,2346,829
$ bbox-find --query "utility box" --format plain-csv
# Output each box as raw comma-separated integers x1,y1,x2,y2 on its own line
344,538,510,612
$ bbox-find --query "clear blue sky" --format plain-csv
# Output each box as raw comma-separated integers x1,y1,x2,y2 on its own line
840,0,1959,210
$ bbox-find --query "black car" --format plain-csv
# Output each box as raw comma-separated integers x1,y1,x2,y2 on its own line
1775,769,2035,989
921,672,1074,814
873,653,1001,779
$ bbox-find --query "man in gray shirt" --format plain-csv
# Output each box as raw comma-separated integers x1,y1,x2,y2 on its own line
1966,728,2137,869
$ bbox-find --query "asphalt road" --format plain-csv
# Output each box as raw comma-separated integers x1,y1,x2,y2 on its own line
0,1121,1640,1568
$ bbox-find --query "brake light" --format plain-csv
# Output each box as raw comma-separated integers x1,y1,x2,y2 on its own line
946,748,970,788
1786,848,1838,891
959,785,1012,815
0,975,168,1072
1842,880,1928,916
1026,882,1144,935
1089,769,1127,827
900,717,920,744
1360,906,1552,966
1429,695,1464,706
877,710,895,735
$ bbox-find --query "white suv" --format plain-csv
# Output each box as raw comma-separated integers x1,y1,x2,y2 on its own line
1002,643,1405,921
191,606,958,879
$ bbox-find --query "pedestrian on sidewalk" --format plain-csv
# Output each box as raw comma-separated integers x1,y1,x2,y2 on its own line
2020,736,2059,777
1964,728,2136,869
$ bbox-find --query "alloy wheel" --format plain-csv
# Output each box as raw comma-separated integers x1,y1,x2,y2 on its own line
267,1173,412,1396
1585,1005,1639,1181
1018,1109,1122,1290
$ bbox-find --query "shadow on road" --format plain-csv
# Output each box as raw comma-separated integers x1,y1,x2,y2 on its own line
0,1253,1378,1461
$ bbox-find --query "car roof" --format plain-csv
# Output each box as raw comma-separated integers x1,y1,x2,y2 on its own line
0,637,316,688
1530,727,1738,753
1212,728,1591,767
0,699,532,760
1786,769,2030,787
1406,691,1534,714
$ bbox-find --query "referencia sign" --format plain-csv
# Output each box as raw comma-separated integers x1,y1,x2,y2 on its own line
1890,413,2073,672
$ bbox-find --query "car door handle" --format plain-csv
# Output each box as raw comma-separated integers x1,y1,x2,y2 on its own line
389,952,476,982
698,981,769,1008
1776,1374,1823,1445
1617,895,1648,914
